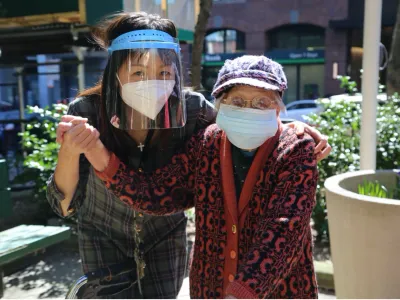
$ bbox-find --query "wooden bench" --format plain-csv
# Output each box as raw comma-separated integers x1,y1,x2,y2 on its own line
0,224,71,298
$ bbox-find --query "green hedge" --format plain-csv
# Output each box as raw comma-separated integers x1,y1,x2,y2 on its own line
307,77,400,240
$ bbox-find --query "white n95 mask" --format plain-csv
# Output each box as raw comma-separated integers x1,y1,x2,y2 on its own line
120,80,175,120
216,104,278,150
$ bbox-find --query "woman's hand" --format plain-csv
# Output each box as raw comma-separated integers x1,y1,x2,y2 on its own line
287,121,331,162
57,114,109,171
61,122,100,157
111,115,120,128
53,116,100,215
56,115,88,144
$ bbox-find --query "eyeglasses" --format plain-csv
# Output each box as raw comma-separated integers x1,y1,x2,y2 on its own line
221,96,280,110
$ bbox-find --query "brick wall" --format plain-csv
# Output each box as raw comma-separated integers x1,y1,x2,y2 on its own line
207,0,350,96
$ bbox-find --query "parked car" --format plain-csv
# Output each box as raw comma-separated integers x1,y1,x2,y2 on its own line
281,99,323,123
0,100,13,111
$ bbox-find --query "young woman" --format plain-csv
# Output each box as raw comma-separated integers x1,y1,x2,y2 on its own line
87,55,320,298
47,12,217,298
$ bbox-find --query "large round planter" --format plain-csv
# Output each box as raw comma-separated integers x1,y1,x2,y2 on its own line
325,170,400,299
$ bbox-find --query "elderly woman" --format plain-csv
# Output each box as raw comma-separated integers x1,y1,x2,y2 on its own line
88,55,318,299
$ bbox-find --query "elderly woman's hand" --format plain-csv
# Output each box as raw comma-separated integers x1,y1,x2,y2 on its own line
56,115,88,144
287,121,331,162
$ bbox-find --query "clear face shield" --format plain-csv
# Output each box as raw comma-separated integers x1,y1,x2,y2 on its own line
105,30,186,130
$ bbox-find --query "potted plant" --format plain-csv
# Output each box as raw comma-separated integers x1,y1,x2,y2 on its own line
306,75,400,297
325,170,400,298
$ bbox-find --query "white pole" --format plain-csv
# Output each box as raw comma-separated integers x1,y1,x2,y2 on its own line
16,67,25,133
360,0,382,170
72,46,86,92
123,0,135,12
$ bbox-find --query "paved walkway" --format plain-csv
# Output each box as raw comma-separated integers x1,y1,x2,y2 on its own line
3,247,81,299
3,246,335,299
177,278,336,299
177,278,190,299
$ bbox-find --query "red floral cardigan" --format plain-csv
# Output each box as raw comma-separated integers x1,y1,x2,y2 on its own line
96,124,319,299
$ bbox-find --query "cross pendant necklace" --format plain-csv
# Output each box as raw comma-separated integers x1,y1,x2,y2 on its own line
138,143,145,152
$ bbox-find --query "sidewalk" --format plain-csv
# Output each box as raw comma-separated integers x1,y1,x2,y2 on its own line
177,278,190,299
178,278,336,299
3,244,335,299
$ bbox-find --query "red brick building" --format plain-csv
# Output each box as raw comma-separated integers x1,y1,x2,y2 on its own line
202,0,398,103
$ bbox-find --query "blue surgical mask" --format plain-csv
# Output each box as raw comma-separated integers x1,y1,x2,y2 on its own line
216,104,278,150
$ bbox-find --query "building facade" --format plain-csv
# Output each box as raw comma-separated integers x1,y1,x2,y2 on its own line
0,0,398,112
0,0,198,112
203,0,398,103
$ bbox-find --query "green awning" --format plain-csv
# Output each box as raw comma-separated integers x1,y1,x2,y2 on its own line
178,28,194,42
203,61,225,66
266,49,325,65
275,58,325,65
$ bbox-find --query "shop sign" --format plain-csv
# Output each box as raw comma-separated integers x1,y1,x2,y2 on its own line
265,49,325,64
202,52,246,65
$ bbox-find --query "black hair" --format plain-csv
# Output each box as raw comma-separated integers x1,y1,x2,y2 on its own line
78,12,180,163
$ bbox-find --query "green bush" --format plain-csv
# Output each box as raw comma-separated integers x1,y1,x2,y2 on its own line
306,78,400,241
336,75,358,95
13,104,67,220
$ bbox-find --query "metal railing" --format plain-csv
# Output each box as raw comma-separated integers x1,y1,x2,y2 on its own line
65,261,138,299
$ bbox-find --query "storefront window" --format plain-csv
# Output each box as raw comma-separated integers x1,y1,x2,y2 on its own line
0,69,19,111
266,24,325,102
299,64,324,99
268,24,325,50
283,65,298,104
205,31,225,54
281,64,325,103
225,30,237,53
205,29,245,54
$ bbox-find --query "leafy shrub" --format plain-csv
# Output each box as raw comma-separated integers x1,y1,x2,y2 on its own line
306,77,400,241
336,75,358,95
13,104,67,220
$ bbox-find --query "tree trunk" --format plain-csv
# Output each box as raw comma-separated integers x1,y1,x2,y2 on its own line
191,0,213,91
386,0,400,96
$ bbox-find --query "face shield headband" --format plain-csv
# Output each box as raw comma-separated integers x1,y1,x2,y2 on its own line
108,29,181,55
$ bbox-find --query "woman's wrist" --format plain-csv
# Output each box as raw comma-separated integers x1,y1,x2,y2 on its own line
85,141,111,172
58,144,81,161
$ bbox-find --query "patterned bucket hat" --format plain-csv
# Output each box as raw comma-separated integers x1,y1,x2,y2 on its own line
211,55,288,99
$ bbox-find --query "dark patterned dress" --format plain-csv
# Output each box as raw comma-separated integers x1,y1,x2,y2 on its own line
96,124,319,299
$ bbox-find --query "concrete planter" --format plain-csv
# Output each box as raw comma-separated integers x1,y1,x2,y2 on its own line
325,170,400,298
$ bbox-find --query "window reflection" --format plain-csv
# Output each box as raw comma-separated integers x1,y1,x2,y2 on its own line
205,29,245,54
268,24,325,50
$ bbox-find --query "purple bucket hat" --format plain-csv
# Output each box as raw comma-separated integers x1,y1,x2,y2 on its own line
211,55,288,98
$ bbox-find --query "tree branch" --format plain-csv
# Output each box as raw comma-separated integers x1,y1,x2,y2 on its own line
190,0,213,91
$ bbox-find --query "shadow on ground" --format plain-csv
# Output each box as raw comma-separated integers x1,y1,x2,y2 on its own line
3,244,81,299
3,222,336,299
